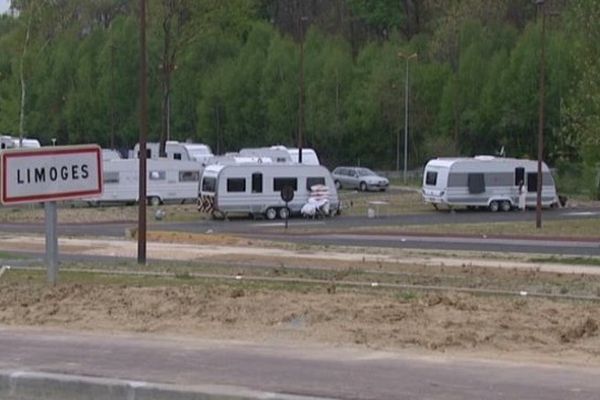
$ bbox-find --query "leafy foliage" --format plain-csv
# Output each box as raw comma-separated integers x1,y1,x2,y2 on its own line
0,0,597,196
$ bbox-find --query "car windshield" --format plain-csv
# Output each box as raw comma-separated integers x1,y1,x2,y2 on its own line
356,168,376,177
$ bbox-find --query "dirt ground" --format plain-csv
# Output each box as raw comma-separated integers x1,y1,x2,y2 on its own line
1,194,600,366
1,232,600,366
1,277,599,366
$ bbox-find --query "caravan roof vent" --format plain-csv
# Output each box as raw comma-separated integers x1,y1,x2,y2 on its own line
474,155,495,161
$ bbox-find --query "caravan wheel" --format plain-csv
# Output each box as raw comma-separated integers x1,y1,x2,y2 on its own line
500,201,512,212
489,201,500,212
278,207,290,220
211,210,226,220
265,207,277,220
148,196,161,206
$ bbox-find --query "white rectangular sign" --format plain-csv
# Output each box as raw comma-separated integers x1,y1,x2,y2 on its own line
1,145,103,205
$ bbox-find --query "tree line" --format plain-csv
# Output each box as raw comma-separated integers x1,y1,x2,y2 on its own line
0,0,598,191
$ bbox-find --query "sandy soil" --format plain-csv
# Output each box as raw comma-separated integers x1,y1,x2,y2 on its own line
1,233,600,366
1,279,599,366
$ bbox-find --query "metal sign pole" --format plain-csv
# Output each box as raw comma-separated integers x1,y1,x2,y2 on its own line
285,200,289,230
44,201,58,285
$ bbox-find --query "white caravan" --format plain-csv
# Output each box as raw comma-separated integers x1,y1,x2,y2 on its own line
131,141,213,164
0,135,41,149
102,149,122,161
198,163,339,219
239,147,293,163
268,146,320,165
89,158,201,206
204,154,275,166
422,156,558,211
287,148,320,165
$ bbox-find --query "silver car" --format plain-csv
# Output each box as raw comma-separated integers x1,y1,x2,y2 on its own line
332,167,389,192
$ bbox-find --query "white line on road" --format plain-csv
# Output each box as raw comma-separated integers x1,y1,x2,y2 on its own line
563,212,600,216
253,221,326,227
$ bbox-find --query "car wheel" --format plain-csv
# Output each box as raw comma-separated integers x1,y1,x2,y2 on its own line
149,196,161,206
359,182,367,192
334,180,341,190
489,201,499,212
265,207,277,220
500,200,511,212
278,207,290,220
211,210,226,220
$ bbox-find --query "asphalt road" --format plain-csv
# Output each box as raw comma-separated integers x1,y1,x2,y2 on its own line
1,327,599,400
1,207,599,256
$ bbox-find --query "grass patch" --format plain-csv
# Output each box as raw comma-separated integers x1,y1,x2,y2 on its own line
338,190,431,216
5,256,600,299
351,217,600,239
529,256,600,266
0,251,27,260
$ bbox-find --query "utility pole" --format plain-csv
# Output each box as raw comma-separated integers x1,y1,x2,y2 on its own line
536,0,546,229
397,52,417,183
110,42,116,149
138,0,148,264
296,6,307,164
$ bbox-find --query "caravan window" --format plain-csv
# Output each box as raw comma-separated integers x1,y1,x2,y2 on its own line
173,153,182,160
179,171,199,182
515,167,525,186
202,177,216,193
227,178,246,192
274,177,297,191
252,173,263,193
104,172,119,184
149,170,166,180
306,177,325,190
425,171,438,186
138,149,152,158
468,173,485,194
527,173,537,192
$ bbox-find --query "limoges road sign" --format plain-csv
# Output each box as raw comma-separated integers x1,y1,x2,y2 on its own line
0,145,103,205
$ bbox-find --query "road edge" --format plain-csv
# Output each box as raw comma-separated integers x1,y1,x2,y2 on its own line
0,369,332,400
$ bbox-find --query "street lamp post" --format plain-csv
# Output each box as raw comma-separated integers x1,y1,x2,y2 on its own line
398,52,417,184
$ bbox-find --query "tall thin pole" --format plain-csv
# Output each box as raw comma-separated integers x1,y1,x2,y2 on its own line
110,42,116,149
138,0,148,264
297,9,305,164
536,1,546,229
403,57,409,184
397,52,416,179
298,39,304,163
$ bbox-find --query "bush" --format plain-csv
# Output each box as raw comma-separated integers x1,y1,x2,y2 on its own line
554,162,599,199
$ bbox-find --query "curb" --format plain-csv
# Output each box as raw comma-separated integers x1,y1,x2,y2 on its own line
0,370,332,400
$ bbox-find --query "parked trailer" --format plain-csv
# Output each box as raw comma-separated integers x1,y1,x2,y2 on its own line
238,147,293,163
198,163,340,219
88,158,200,206
0,135,41,149
422,156,558,211
131,141,213,164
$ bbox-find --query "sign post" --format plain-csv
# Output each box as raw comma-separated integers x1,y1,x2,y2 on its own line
0,145,102,284
45,201,58,285
280,185,294,230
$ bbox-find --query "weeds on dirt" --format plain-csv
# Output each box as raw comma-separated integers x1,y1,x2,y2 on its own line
0,251,28,260
530,256,600,266
396,290,418,301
